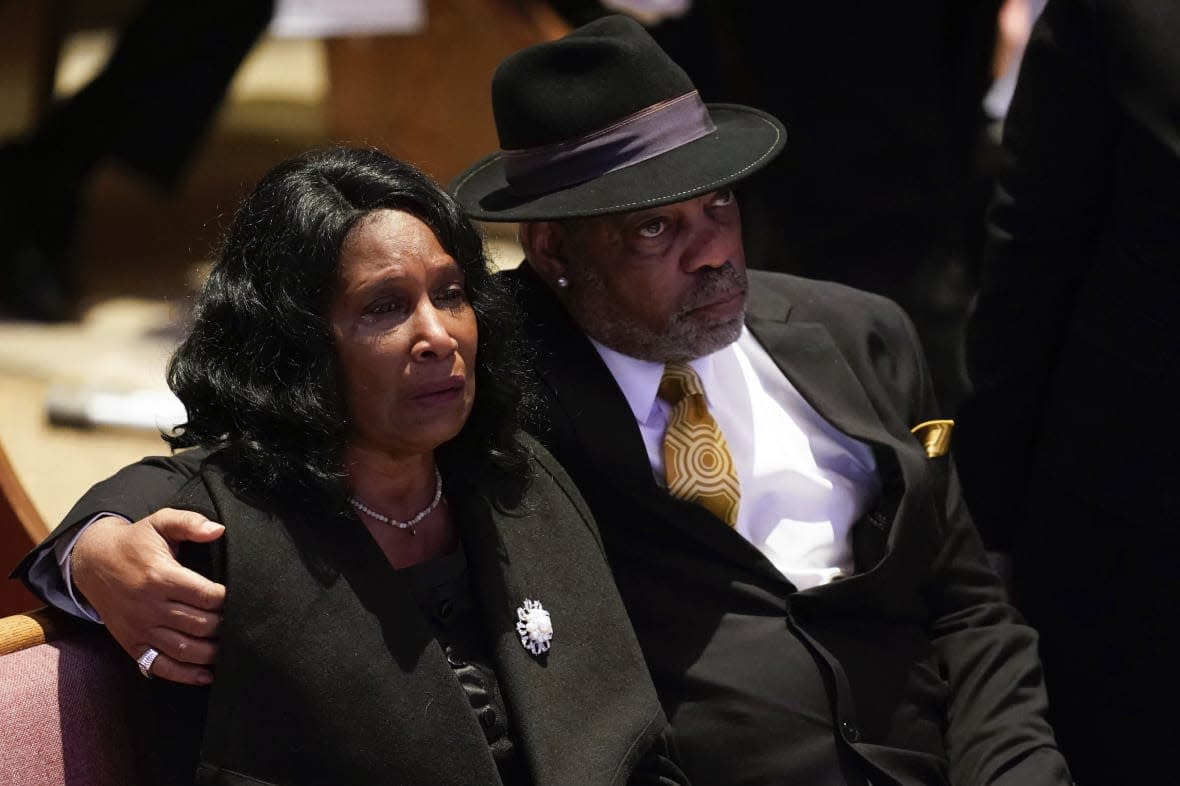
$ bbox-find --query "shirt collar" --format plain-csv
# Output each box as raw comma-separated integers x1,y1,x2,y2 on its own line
588,333,734,426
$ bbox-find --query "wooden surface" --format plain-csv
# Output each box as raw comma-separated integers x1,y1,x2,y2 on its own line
326,0,568,185
0,440,42,616
0,607,75,656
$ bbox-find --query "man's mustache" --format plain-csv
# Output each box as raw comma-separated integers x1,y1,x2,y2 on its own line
679,262,748,311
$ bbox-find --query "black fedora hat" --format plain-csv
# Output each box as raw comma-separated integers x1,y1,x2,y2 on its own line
449,14,786,222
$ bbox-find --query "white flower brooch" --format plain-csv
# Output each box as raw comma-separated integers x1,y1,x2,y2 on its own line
515,598,553,656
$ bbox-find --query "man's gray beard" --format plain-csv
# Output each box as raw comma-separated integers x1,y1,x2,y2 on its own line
566,262,747,363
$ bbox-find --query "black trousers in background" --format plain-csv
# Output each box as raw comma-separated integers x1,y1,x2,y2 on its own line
24,0,275,189
1016,476,1177,785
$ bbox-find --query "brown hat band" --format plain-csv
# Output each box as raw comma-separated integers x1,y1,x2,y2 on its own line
500,91,715,197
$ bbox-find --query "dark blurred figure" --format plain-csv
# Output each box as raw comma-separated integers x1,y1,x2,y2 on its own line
954,0,1180,782
0,0,275,322
548,0,1004,413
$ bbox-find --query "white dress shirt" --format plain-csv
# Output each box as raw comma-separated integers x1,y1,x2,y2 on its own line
591,327,880,590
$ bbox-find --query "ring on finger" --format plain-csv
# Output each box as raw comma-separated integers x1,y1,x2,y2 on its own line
136,647,160,679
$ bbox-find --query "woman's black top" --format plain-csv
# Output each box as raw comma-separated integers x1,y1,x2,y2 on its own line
401,547,530,786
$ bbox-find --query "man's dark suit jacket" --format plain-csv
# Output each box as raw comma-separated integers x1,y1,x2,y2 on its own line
506,265,1068,786
17,266,1069,785
953,0,1180,781
78,435,676,785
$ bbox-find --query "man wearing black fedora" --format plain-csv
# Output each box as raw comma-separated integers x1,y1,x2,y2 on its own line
17,14,1071,786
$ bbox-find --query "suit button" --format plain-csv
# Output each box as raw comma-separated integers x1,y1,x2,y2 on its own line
437,599,454,620
479,706,498,729
841,721,860,742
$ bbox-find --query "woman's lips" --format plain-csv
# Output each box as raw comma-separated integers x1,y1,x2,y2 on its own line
410,377,466,405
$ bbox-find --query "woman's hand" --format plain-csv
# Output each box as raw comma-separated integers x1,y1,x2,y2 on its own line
71,509,226,685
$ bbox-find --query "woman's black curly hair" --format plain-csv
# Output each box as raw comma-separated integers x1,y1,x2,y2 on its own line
165,146,535,513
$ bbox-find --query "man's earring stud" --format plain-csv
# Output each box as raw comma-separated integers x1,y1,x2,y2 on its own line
556,276,569,289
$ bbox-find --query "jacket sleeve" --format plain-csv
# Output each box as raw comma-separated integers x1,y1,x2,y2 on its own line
11,448,212,604
889,305,1073,785
924,460,1073,786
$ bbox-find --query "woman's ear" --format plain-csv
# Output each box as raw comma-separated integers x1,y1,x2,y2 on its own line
517,221,569,290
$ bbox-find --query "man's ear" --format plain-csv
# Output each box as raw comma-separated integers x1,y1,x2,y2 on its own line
518,221,568,287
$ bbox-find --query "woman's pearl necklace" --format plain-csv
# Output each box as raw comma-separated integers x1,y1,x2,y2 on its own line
349,466,443,536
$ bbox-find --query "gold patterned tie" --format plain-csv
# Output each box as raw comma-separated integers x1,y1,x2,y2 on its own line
658,363,741,527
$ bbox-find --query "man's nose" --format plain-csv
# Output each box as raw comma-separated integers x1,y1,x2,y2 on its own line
681,219,738,273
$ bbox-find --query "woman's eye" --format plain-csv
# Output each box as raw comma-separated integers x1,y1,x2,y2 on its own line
367,300,403,316
637,218,667,238
437,286,468,306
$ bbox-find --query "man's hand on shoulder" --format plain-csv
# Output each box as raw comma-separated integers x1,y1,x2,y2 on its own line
71,509,226,686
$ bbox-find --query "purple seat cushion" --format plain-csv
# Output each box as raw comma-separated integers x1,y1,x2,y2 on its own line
0,631,151,785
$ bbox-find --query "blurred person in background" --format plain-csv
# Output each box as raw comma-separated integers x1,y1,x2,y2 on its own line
954,0,1180,782
0,0,274,322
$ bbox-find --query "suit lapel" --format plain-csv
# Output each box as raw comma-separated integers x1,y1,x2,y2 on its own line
745,280,926,603
745,283,898,450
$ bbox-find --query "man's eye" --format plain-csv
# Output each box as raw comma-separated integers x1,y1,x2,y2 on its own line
710,189,735,207
638,218,666,238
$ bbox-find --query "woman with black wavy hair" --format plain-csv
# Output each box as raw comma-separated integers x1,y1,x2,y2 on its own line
130,147,682,785
166,146,531,520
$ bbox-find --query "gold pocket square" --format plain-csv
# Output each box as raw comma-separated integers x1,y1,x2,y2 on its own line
910,419,954,458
